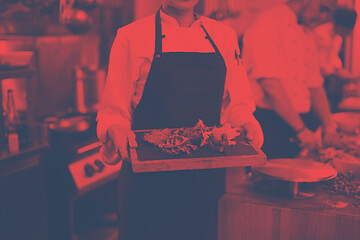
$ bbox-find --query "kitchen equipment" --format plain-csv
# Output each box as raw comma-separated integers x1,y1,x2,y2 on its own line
74,65,105,114
252,158,337,199
34,34,100,117
84,163,95,177
0,11,46,35
0,51,33,68
94,159,104,171
69,141,122,195
63,9,92,34
47,115,91,133
4,89,20,153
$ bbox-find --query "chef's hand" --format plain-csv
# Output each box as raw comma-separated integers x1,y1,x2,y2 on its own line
241,121,264,149
322,126,342,148
107,124,138,161
296,128,320,150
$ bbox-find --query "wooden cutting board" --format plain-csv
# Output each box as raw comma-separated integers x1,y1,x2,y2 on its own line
130,130,267,173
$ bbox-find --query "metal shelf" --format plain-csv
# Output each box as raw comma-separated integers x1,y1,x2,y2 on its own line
0,68,34,80
0,68,36,152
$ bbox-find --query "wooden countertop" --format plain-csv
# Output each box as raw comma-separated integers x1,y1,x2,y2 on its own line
219,180,360,240
225,181,360,217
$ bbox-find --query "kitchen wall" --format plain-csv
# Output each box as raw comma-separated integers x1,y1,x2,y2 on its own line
0,0,136,119
134,0,162,20
35,35,100,117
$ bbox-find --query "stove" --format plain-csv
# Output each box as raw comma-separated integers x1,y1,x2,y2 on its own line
69,141,122,196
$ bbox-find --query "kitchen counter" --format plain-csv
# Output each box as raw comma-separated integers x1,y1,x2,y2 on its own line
219,180,360,240
0,123,49,240
0,123,48,176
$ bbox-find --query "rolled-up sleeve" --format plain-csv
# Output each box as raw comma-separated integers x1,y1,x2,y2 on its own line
221,28,257,127
306,36,324,89
96,29,139,143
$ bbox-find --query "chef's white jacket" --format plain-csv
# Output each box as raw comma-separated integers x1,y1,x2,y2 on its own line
312,22,343,76
243,4,324,114
97,10,257,142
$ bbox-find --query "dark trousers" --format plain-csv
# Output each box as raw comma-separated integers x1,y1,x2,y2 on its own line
254,108,318,159
324,76,344,112
118,161,225,240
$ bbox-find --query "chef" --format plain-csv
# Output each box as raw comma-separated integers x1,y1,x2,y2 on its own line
243,0,338,159
96,0,263,239
313,6,357,79
313,6,358,110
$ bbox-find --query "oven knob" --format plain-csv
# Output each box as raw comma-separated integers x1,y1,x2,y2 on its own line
84,163,95,177
94,159,105,172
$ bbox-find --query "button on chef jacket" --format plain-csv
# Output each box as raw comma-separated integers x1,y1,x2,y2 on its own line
243,4,324,114
97,10,256,142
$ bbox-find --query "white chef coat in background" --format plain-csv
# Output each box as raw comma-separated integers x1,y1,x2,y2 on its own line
312,22,343,76
243,4,324,114
97,10,256,142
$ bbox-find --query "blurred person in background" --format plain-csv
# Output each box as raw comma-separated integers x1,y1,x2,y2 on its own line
242,0,339,159
313,6,359,111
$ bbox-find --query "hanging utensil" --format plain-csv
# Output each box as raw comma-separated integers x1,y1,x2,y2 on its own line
63,8,92,34
73,65,105,114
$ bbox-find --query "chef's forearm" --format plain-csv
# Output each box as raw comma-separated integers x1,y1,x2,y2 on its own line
260,78,305,132
309,87,333,130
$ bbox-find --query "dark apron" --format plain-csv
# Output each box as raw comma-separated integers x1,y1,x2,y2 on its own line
254,108,319,159
118,9,226,240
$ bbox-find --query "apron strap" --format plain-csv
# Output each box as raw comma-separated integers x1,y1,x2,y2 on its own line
154,9,221,56
200,23,221,55
155,9,162,56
